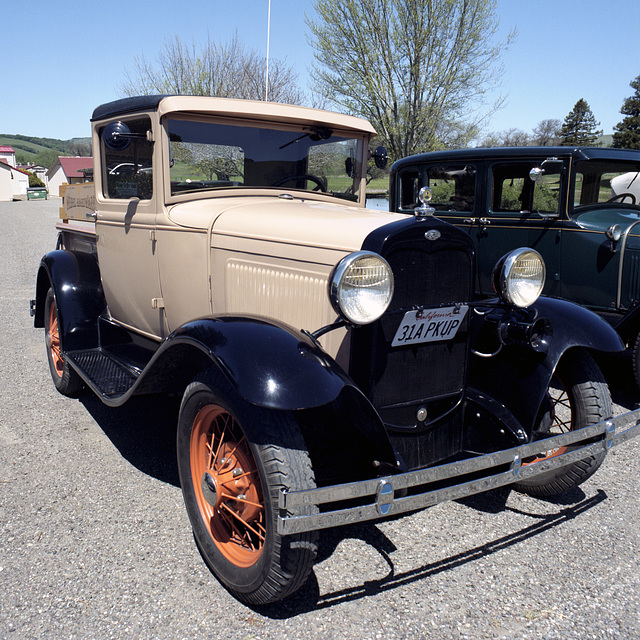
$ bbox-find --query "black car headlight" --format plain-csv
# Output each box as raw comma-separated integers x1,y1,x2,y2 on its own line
329,251,394,325
492,248,546,308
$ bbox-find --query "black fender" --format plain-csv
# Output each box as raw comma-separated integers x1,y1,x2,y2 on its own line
164,316,355,410
468,296,623,436
137,316,398,471
34,250,105,351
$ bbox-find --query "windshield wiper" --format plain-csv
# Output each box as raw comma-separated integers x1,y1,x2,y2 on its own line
279,127,332,150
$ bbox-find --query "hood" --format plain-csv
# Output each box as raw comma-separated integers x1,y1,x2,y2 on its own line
168,195,405,255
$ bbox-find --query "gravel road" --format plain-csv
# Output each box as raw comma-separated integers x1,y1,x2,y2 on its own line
1,199,639,640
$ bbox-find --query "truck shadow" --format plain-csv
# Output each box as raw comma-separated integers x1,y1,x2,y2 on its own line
79,393,181,487
76,391,612,616
257,488,607,618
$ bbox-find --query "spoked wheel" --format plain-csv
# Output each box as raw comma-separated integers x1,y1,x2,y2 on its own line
190,404,266,567
177,368,318,605
514,349,611,497
44,288,83,395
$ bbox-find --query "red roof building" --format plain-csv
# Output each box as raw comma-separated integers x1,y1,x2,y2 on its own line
46,156,93,197
0,145,16,168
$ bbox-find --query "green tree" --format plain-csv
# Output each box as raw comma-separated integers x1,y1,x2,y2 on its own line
307,0,515,161
120,33,304,105
612,74,640,149
28,172,45,188
559,99,602,146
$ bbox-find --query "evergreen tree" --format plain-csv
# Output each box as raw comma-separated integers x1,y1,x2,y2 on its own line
612,75,640,149
559,99,602,146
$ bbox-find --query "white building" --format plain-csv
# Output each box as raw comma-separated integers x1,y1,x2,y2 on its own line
0,145,16,168
46,156,93,197
0,161,30,201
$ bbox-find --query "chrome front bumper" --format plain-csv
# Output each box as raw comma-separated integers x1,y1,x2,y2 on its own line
277,410,640,535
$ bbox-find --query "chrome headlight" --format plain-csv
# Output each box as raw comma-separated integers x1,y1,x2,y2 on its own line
493,248,546,308
329,251,394,325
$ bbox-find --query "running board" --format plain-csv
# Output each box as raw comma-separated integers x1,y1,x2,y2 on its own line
66,348,139,399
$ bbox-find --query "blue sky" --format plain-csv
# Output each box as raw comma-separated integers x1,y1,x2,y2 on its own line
2,0,639,141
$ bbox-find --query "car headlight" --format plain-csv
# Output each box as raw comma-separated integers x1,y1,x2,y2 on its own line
329,251,394,325
492,248,546,308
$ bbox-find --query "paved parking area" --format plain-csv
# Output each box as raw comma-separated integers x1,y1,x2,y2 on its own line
1,199,639,639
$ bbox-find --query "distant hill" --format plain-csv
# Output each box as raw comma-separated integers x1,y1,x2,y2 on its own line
0,134,92,167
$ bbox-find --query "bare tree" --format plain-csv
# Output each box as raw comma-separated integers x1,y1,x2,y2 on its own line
532,119,561,146
307,0,515,161
478,128,529,148
120,33,305,105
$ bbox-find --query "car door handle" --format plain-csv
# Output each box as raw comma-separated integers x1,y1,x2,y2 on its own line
463,217,490,229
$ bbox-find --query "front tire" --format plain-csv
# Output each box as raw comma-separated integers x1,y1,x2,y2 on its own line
514,349,611,497
177,368,318,605
44,288,83,396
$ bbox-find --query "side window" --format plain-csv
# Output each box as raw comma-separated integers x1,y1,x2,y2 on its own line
574,160,640,208
491,162,561,215
397,163,476,212
101,117,153,200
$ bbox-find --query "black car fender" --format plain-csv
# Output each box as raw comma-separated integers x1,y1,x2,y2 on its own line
139,316,398,472
468,296,623,436
33,250,105,351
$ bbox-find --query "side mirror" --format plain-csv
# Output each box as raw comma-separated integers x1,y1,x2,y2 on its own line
529,166,544,183
530,157,563,183
102,121,151,150
371,146,389,169
103,121,132,150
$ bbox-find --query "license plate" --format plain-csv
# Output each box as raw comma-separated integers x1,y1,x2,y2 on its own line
391,305,468,347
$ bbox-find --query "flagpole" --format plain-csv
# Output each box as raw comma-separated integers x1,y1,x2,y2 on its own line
265,0,271,101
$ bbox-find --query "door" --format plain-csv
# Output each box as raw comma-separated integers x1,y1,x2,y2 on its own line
473,158,567,298
94,115,166,339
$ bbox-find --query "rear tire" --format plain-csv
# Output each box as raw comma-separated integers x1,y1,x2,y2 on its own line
44,288,83,396
177,367,318,605
514,349,611,497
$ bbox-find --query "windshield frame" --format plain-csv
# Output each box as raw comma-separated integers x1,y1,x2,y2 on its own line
162,113,370,206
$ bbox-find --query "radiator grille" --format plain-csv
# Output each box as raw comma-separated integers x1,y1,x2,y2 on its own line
352,224,474,414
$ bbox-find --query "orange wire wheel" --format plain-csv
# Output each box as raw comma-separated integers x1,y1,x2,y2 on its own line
47,297,64,379
177,368,318,604
43,288,83,396
190,404,265,567
523,380,571,465
514,349,611,497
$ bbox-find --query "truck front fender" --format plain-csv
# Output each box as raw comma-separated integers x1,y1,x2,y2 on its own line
137,316,399,473
146,315,357,411
34,250,105,351
468,297,623,436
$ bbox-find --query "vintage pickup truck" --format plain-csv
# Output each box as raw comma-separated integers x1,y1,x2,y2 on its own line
32,96,640,605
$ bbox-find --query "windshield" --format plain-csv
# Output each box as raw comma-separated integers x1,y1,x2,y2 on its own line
167,118,363,201
574,160,640,209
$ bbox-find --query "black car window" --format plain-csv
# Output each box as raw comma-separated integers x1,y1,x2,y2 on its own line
574,160,640,208
101,117,153,200
397,163,476,212
490,162,561,215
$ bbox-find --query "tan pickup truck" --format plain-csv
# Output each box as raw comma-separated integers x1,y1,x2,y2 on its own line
32,95,640,604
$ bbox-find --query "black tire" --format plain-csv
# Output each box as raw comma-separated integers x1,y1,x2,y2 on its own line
176,367,318,605
514,349,611,497
44,288,83,396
